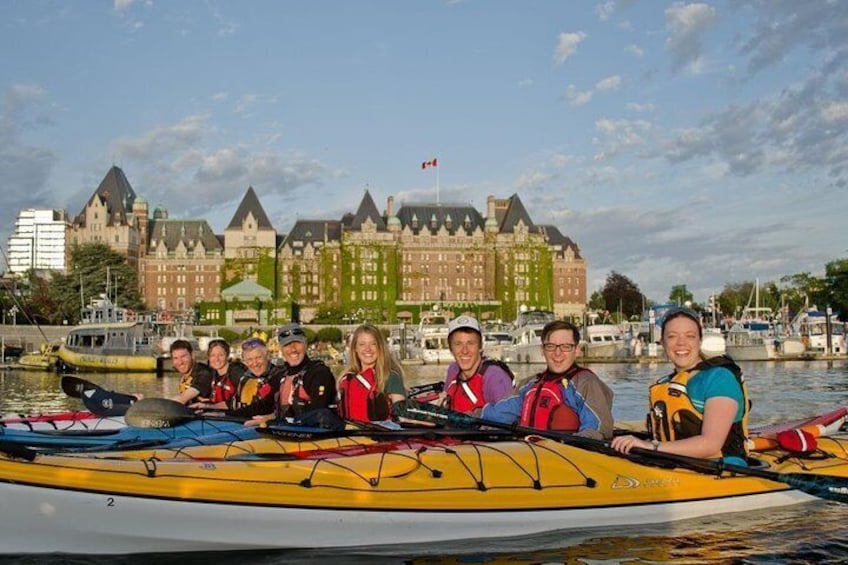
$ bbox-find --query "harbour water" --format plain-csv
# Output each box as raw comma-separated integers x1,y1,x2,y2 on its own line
1,359,847,564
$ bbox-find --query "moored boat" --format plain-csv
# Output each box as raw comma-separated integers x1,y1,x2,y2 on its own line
57,296,169,373
14,343,62,371
502,309,555,364
1,419,847,555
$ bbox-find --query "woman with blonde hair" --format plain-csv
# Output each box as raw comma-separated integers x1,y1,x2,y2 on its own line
338,324,407,423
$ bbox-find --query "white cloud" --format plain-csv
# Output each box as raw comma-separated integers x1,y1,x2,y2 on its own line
554,32,587,65
114,0,134,11
665,2,718,73
517,78,534,87
234,93,259,115
592,118,652,161
626,102,655,113
625,44,644,57
595,2,616,22
110,114,211,160
596,75,622,91
515,170,555,192
565,84,593,107
821,101,848,123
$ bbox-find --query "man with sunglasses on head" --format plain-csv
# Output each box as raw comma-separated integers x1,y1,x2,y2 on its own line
482,320,614,439
228,323,337,426
225,336,286,423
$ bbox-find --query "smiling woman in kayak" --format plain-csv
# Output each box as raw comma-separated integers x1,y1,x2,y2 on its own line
338,324,407,423
611,308,750,466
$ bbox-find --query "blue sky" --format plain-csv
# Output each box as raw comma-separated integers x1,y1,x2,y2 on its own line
2,1,846,304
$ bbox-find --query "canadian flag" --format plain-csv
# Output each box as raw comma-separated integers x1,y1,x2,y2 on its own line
421,158,438,169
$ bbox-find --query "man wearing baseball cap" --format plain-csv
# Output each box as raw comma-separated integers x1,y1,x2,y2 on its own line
229,323,336,426
443,315,515,415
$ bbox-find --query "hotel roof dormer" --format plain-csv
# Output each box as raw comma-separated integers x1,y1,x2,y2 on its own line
73,166,137,228
224,186,276,258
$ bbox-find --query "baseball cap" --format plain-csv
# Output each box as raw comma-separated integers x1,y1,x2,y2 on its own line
447,315,482,338
278,323,307,347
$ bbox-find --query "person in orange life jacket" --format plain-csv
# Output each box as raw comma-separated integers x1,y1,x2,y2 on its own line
188,339,246,411
225,337,287,425
169,339,216,405
442,316,514,415
481,320,614,440
338,324,407,423
611,308,749,466
232,325,337,426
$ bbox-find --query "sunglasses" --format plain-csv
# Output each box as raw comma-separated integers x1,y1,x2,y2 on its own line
279,327,305,339
241,338,266,350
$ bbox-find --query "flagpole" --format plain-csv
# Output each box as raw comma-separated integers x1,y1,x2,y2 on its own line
436,161,440,205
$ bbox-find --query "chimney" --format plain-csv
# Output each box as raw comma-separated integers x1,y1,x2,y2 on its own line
387,195,394,217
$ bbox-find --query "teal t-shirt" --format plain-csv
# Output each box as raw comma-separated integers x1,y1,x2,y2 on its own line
385,370,407,398
687,365,745,422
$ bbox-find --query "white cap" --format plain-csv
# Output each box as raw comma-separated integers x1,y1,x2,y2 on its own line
447,315,482,338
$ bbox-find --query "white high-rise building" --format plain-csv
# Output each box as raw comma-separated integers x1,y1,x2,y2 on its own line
7,209,70,275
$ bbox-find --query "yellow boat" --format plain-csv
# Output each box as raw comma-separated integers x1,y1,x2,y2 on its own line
1,431,847,555
15,343,61,371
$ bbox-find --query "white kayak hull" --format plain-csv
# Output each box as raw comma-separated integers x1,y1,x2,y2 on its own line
0,481,812,555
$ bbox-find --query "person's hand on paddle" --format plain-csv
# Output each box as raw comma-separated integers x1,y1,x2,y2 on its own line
611,434,655,454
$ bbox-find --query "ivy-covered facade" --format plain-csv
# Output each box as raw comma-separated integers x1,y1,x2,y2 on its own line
277,192,586,324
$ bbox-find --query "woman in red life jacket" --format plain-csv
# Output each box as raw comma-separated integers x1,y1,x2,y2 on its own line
338,324,407,423
189,338,246,411
443,316,514,414
611,308,749,465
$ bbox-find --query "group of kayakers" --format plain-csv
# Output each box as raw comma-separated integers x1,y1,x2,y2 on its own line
165,306,750,465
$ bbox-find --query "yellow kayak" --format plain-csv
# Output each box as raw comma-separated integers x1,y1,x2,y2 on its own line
1,431,847,555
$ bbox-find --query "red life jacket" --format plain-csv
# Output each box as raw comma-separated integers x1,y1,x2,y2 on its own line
278,367,312,413
445,372,485,413
338,368,390,423
519,366,581,431
210,373,236,404
444,359,517,413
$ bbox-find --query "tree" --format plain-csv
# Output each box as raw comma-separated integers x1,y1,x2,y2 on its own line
47,243,144,325
668,284,693,306
600,271,644,319
823,258,848,319
587,290,605,311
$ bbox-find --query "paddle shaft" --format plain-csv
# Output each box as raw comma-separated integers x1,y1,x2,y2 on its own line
396,400,848,504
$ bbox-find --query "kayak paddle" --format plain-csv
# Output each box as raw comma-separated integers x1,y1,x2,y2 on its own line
395,400,848,505
61,375,137,417
256,423,515,442
60,375,97,399
124,398,244,428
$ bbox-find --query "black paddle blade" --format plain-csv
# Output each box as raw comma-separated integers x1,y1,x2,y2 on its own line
81,388,136,417
124,398,194,428
0,441,38,462
780,473,848,504
60,375,96,399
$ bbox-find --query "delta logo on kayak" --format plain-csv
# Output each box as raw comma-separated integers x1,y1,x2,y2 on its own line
612,475,681,489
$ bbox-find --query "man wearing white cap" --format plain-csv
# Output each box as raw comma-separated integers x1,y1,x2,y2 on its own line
443,315,515,415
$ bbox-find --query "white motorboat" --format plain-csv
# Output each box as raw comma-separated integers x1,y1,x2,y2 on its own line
502,310,555,364
408,312,453,364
